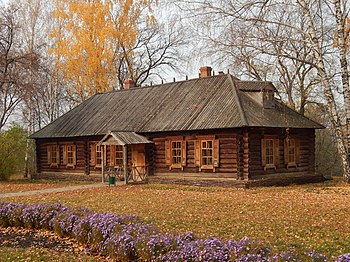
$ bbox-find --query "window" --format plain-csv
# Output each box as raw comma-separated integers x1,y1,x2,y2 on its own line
265,139,274,165
65,145,76,167
165,137,186,169
194,137,219,170
287,139,295,163
171,141,182,165
115,145,123,167
47,144,59,167
284,138,299,168
201,140,213,166
96,145,102,167
261,138,279,170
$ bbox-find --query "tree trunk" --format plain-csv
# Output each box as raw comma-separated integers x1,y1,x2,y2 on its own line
334,0,350,180
298,0,350,181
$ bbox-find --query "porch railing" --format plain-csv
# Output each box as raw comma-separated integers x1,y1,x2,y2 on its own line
105,165,148,183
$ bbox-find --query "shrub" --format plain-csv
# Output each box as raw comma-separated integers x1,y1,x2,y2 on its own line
0,124,30,180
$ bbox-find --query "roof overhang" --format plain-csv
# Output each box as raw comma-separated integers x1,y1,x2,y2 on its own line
98,131,153,146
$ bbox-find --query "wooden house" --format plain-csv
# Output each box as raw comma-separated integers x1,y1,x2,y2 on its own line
30,67,324,186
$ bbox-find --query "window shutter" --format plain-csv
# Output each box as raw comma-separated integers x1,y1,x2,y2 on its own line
295,139,300,164
181,141,187,167
90,143,96,166
63,145,67,165
47,145,51,165
261,139,266,167
165,140,171,165
73,145,77,166
284,139,288,165
194,140,201,167
110,145,115,166
56,145,60,164
213,139,219,167
274,139,279,166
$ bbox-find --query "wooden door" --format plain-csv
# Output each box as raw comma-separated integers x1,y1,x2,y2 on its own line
131,144,145,167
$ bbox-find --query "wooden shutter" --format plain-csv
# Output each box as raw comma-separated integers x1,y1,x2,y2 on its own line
90,143,96,166
274,139,279,166
261,139,266,167
194,140,201,167
165,140,171,165
284,139,288,165
56,145,60,164
295,139,300,164
47,145,51,164
110,145,115,166
181,141,187,167
73,145,77,166
213,139,219,167
63,145,67,165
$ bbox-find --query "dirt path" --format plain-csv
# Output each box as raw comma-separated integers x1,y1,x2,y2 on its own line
0,182,124,198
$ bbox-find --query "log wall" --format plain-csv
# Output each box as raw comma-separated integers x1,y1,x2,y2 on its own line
147,129,240,179
36,136,103,176
34,128,320,184
248,127,317,179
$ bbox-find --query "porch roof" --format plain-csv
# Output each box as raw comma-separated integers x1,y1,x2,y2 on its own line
99,131,153,146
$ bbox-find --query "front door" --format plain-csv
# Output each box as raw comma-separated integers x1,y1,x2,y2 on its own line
131,144,145,167
130,144,147,182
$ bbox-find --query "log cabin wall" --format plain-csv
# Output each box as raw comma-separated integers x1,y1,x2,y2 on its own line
248,127,316,179
145,129,240,178
35,127,318,182
36,136,104,175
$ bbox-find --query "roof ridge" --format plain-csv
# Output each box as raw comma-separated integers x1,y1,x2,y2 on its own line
228,75,248,126
97,74,229,95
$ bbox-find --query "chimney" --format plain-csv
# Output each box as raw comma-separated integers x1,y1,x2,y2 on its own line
262,87,275,109
199,66,212,78
124,79,136,89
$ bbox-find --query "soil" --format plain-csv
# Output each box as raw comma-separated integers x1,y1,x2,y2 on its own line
0,227,109,261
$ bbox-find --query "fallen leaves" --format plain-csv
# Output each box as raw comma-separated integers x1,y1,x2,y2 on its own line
1,179,350,257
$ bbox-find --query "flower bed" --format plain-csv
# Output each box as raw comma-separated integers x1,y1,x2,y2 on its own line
0,202,346,261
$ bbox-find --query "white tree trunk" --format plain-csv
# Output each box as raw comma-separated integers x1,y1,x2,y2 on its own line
298,0,350,181
334,0,350,180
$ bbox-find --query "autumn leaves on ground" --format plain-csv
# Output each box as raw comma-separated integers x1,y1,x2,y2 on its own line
1,179,350,259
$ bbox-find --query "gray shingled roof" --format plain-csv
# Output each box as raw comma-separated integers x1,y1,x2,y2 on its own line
99,131,153,146
30,74,323,139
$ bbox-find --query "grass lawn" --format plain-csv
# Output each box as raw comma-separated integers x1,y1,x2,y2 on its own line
1,178,350,258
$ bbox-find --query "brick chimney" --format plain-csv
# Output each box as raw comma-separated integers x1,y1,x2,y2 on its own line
262,87,275,109
124,79,136,89
199,66,212,78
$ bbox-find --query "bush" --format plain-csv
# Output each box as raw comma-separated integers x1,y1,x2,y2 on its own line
0,124,30,180
0,201,342,261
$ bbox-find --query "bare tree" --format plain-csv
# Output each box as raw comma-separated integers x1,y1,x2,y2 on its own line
173,0,350,180
114,18,186,89
0,3,32,130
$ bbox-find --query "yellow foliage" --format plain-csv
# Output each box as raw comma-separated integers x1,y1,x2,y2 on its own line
50,0,154,101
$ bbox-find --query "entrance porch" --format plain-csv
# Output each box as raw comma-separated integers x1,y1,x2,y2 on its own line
99,131,153,184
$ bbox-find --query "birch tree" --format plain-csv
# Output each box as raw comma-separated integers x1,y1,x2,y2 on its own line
50,0,156,102
175,0,350,180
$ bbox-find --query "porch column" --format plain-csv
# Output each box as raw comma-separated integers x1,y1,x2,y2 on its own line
101,145,105,183
123,145,128,184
